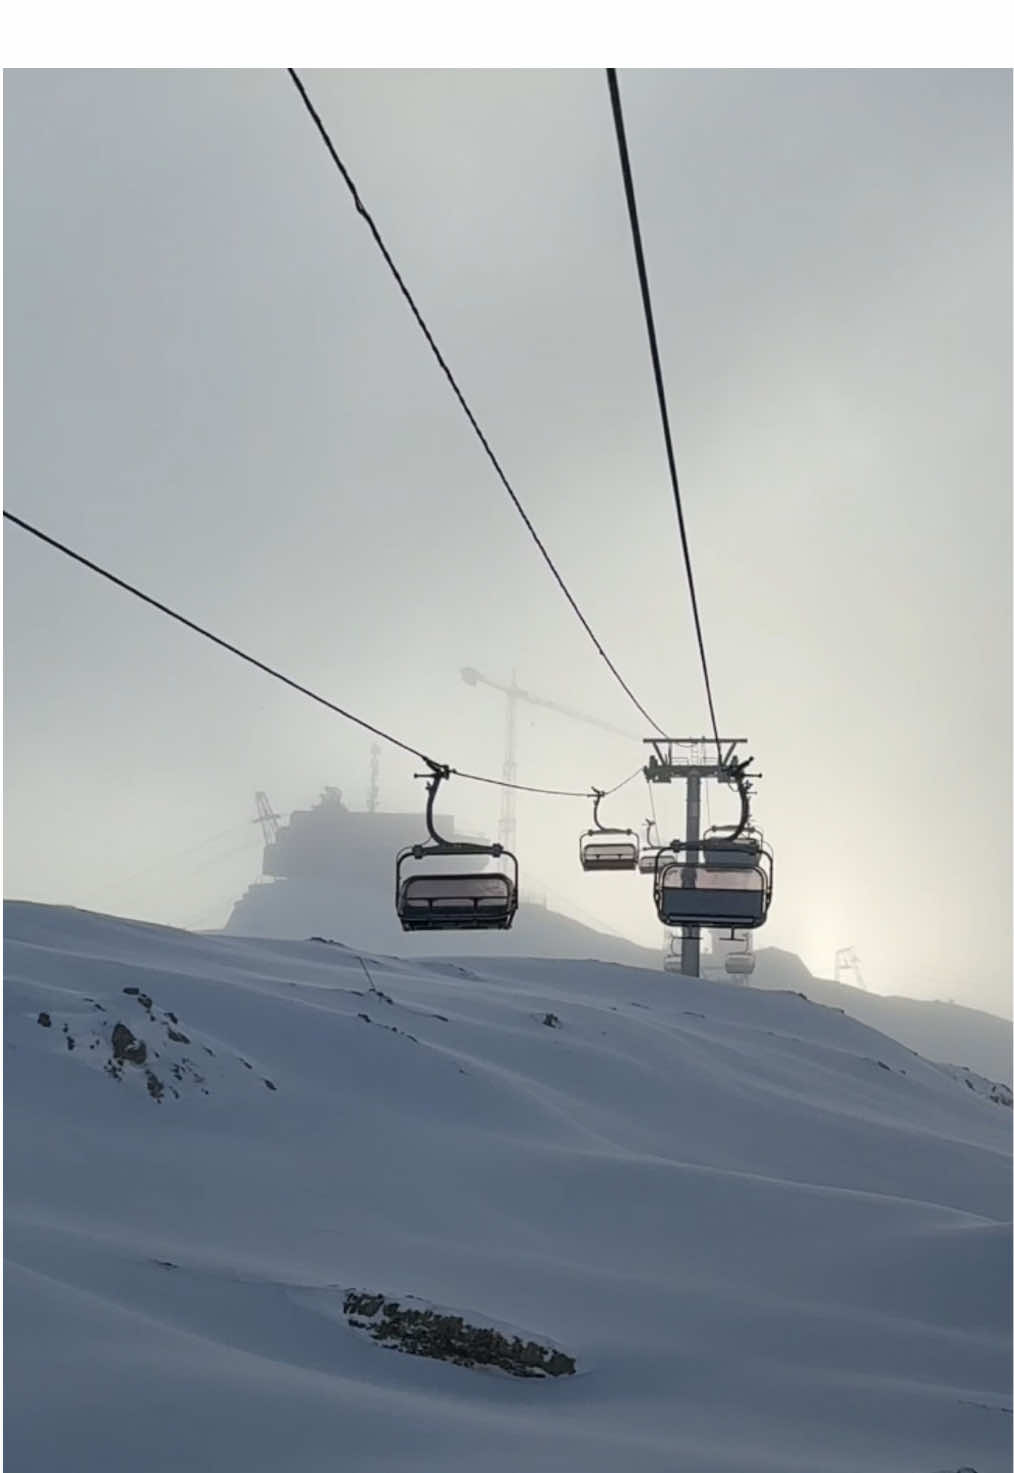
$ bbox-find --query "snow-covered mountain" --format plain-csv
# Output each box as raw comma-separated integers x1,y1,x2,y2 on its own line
225,875,1012,1084
5,900,1011,1472
751,948,1013,1089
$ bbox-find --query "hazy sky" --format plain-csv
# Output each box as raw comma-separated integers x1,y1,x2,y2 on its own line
4,68,1011,1016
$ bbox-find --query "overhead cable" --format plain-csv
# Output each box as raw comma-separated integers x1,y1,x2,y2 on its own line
287,66,667,738
4,510,641,804
606,67,722,754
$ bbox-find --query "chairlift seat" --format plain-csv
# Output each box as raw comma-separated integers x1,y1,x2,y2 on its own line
725,953,755,976
638,847,663,874
397,871,517,931
580,836,638,872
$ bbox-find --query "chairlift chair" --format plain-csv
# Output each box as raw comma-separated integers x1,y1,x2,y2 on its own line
653,840,773,931
637,818,665,875
395,766,519,932
579,789,639,872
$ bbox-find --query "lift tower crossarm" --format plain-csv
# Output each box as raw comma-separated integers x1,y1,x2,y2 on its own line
643,737,749,781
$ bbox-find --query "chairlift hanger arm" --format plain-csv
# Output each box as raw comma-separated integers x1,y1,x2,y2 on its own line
588,787,635,835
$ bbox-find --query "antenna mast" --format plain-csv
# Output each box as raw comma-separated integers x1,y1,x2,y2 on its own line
367,743,381,813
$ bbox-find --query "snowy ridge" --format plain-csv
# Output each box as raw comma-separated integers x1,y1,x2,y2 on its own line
4,900,1012,1472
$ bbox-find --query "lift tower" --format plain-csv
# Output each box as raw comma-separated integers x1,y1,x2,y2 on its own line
834,947,866,990
643,736,752,979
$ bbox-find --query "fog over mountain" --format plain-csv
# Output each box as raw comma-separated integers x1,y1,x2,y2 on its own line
5,69,1011,1008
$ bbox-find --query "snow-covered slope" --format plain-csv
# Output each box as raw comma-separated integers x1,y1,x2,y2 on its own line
5,900,1011,1473
753,948,1013,1087
226,877,1013,1086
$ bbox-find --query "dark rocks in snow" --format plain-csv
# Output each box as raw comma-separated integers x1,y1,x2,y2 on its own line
343,1290,575,1378
111,1023,147,1066
541,1013,561,1028
167,1028,190,1044
123,987,140,996
37,1012,52,1028
357,1012,418,1044
263,1078,277,1091
145,1070,165,1102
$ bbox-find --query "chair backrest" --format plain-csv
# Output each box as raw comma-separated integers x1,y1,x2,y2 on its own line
655,859,768,927
400,871,513,911
580,836,638,871
702,839,760,870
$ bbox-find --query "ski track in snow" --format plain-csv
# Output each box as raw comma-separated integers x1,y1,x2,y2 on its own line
4,900,1011,1473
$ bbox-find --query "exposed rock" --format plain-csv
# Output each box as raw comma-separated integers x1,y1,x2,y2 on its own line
37,1012,52,1028
167,1027,190,1044
542,1013,561,1028
343,1290,575,1378
111,1023,147,1066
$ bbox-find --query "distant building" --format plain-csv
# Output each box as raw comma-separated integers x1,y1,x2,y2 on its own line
261,786,481,889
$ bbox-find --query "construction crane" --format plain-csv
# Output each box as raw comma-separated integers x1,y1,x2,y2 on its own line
252,792,283,848
461,666,640,851
834,946,866,990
